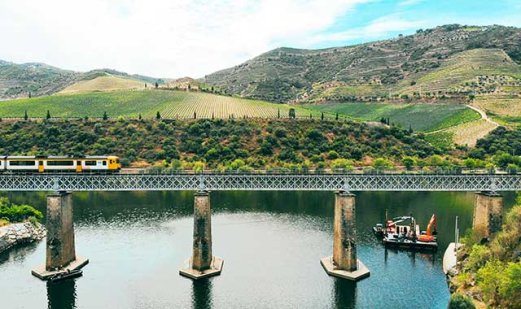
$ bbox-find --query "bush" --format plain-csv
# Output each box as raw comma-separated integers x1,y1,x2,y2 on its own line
448,293,475,309
0,204,43,223
373,158,393,170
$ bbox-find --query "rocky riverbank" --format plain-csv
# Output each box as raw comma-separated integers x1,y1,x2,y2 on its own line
0,222,46,254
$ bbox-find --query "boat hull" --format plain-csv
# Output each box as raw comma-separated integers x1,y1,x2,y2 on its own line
383,238,438,252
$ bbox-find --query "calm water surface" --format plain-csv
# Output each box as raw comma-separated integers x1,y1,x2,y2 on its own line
0,191,516,309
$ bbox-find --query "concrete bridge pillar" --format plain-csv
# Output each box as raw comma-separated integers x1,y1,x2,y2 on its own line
32,191,88,280
473,191,503,238
321,191,369,281
180,191,223,280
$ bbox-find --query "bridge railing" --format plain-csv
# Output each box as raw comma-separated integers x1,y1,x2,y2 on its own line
0,173,520,191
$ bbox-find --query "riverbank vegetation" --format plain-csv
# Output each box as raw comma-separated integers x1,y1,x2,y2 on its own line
449,197,521,308
0,196,43,226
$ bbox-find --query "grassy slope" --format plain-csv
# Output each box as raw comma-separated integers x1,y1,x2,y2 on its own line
472,95,521,124
447,119,498,147
303,103,480,132
0,90,324,119
60,75,145,94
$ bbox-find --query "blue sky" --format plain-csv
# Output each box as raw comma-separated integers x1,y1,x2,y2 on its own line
0,0,520,78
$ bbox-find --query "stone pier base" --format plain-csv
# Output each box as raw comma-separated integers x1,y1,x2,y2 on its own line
32,256,89,280
179,256,224,280
322,191,369,281
321,256,370,281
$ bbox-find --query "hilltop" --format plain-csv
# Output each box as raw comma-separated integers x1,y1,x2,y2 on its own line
204,24,521,103
0,61,163,100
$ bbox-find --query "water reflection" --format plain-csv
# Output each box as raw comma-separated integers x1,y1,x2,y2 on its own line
333,278,356,309
191,279,213,309
47,279,76,309
0,242,39,265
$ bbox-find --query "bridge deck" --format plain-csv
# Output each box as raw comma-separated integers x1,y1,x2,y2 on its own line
0,173,520,191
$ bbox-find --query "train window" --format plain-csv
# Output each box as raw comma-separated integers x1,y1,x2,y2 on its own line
85,161,96,166
9,161,36,166
47,161,74,166
39,161,43,166
102,161,107,166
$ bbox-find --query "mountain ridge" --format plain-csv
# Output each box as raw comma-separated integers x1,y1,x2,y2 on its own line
203,24,521,103
0,60,163,100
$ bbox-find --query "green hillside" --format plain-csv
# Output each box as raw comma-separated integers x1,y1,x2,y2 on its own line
0,61,78,99
303,103,480,132
0,90,323,119
204,25,521,103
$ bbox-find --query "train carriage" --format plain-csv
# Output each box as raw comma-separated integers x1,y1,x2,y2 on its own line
0,155,121,173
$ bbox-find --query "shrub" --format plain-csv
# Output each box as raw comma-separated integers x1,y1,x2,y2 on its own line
373,158,393,170
465,245,492,272
448,293,475,309
0,204,43,223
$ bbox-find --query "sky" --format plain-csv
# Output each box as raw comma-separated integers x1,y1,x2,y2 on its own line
1,0,521,78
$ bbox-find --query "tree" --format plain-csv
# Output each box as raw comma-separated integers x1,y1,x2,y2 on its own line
46,110,51,120
321,112,324,121
24,110,28,121
156,111,161,120
155,82,159,89
145,83,147,88
469,94,476,101
103,111,108,120
138,113,142,120
194,111,197,119
288,108,296,119
335,112,339,121
277,109,280,118
402,156,416,170
408,124,413,134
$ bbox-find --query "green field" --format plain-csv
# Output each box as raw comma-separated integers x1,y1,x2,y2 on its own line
303,102,480,132
0,90,326,119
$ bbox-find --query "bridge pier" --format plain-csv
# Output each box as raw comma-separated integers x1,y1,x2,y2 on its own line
473,191,503,238
180,190,223,280
32,191,88,280
321,191,369,281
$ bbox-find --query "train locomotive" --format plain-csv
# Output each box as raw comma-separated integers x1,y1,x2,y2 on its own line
0,155,121,173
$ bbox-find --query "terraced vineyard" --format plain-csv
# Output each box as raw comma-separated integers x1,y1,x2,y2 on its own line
400,49,521,94
0,90,325,119
59,75,145,94
303,102,480,132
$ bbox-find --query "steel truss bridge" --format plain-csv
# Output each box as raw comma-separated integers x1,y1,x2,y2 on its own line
0,173,520,192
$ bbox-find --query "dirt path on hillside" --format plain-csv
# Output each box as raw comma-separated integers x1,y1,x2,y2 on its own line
466,104,499,126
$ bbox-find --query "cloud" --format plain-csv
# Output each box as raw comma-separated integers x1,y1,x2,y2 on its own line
398,0,423,6
0,0,369,78
309,15,422,45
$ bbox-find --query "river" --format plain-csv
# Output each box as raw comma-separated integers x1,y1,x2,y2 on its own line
0,191,516,308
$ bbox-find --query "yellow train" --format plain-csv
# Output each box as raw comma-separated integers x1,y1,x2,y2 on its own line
0,156,121,173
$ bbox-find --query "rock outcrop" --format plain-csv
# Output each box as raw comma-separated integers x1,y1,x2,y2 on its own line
0,222,46,253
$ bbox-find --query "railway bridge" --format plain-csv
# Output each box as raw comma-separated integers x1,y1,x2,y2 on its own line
1,173,519,281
